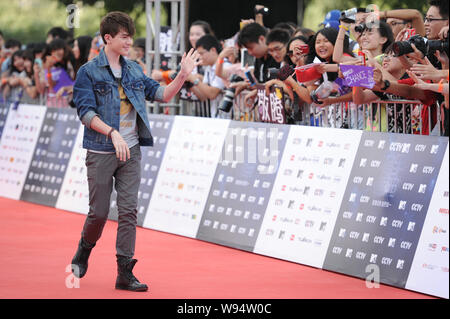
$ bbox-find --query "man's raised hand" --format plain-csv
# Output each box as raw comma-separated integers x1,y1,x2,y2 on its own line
179,48,202,77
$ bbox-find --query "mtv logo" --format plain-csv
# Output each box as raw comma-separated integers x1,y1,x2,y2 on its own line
430,145,439,154
362,233,370,242
407,222,416,231
418,184,427,193
356,213,364,222
388,238,396,248
401,143,411,153
288,200,295,209
345,249,353,258
360,158,367,167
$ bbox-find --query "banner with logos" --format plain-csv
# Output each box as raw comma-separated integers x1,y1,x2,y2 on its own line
142,116,230,238
0,104,46,200
253,126,362,268
322,132,448,289
55,125,89,215
406,144,449,298
0,101,10,140
109,114,174,226
0,103,448,298
20,108,80,207
196,121,290,251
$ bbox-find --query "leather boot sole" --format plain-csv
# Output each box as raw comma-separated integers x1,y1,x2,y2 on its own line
115,283,149,292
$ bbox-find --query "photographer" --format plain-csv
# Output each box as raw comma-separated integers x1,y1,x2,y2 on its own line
186,34,231,119
396,0,448,70
237,23,280,110
380,9,425,39
237,23,280,84
424,0,448,41
264,28,293,100
359,21,394,65
333,8,370,64
215,39,244,84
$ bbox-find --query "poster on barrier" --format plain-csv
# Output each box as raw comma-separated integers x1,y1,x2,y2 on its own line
196,121,290,251
142,116,230,237
55,125,89,215
109,114,174,227
322,132,448,289
253,126,362,267
256,85,286,124
406,143,449,299
20,108,80,207
0,104,46,200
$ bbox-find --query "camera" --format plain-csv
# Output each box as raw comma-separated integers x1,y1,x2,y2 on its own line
340,8,357,24
267,65,294,81
254,7,269,16
218,74,244,112
354,23,367,33
392,34,450,57
428,37,449,56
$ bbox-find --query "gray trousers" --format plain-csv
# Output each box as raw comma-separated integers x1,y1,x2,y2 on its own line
81,144,141,258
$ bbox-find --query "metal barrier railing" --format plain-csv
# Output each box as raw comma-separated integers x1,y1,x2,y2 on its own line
225,89,444,136
1,87,445,136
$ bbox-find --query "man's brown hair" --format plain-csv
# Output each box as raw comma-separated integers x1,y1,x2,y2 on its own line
100,11,136,43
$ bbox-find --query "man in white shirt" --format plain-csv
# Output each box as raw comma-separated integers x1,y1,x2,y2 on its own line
186,34,231,119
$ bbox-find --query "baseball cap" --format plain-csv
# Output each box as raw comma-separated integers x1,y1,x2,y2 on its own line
320,10,341,30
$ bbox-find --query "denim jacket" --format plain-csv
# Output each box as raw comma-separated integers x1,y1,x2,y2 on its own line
73,49,164,151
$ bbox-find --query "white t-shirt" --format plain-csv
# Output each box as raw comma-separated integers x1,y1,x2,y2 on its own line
203,62,231,119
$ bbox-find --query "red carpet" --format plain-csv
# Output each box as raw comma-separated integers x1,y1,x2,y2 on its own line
0,197,434,299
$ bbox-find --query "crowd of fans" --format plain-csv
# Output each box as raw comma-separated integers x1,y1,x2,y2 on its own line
0,27,146,108
0,0,448,135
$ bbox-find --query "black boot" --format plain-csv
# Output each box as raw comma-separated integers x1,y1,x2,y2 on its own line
115,257,148,292
71,237,95,278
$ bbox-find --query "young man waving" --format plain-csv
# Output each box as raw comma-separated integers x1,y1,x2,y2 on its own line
71,11,200,292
